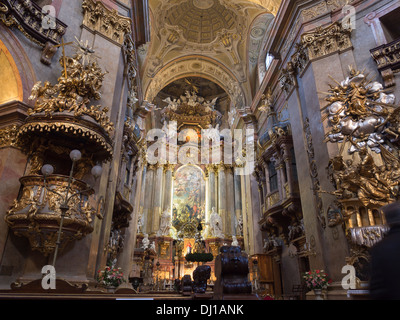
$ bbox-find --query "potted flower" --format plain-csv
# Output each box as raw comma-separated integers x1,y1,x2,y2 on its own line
97,265,126,293
302,269,332,300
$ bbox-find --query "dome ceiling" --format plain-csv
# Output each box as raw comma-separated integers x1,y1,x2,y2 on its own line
164,0,237,44
143,0,282,111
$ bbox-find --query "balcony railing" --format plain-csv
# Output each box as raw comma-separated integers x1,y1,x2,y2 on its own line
370,37,400,87
0,0,67,47
5,174,96,256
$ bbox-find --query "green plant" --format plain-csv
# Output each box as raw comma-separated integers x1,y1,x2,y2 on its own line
97,265,126,287
185,252,214,263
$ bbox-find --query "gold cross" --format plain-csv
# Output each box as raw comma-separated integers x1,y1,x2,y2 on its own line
53,38,74,78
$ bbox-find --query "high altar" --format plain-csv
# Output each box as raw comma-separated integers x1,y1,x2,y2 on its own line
131,91,246,284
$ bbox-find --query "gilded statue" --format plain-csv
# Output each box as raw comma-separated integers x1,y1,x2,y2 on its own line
323,67,400,208
27,42,114,135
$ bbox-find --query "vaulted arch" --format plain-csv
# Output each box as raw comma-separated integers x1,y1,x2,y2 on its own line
143,56,248,109
0,39,23,105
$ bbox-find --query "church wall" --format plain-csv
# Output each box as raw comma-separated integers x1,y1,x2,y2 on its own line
0,0,138,288
297,56,349,280
254,0,400,297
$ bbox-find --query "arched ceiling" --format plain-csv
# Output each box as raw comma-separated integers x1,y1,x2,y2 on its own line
241,0,281,15
164,1,237,44
142,0,281,111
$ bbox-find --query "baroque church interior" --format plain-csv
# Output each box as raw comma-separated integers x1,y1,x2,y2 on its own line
0,0,400,301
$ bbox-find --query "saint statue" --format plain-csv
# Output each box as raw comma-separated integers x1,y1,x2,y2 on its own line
141,233,150,250
209,207,224,238
231,236,239,247
137,213,144,234
157,206,172,236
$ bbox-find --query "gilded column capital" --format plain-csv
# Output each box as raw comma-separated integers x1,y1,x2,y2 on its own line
224,164,234,173
280,21,353,93
205,164,219,175
0,125,20,149
163,162,176,173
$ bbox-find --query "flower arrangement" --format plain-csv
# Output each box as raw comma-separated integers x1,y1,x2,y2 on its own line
97,265,125,288
302,269,332,290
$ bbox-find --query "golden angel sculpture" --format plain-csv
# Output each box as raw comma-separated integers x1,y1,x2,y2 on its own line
323,66,400,208
27,40,114,134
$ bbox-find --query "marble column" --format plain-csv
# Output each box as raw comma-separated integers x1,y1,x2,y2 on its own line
152,164,164,235
206,165,217,237
282,145,294,195
225,165,235,237
143,164,155,234
233,168,243,237
218,164,226,235
207,165,217,213
138,163,147,230
241,174,250,252
274,156,284,201
162,164,174,212
120,157,144,280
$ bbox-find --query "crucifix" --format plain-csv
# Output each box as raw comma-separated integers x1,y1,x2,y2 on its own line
53,38,74,78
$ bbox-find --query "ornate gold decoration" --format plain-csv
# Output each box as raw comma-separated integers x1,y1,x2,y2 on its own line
163,90,220,130
304,118,326,229
0,0,67,47
267,192,280,207
0,125,20,148
323,67,400,209
258,87,275,115
301,22,352,60
18,116,113,162
5,175,99,256
370,39,400,87
159,240,171,258
21,41,114,163
280,22,353,94
27,51,113,134
123,33,139,112
82,0,132,45
0,0,67,65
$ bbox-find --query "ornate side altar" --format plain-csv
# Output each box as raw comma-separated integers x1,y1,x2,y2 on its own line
322,66,400,281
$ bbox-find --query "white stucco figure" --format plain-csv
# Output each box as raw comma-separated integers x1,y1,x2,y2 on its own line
141,233,150,250
157,206,172,236
231,236,239,247
209,207,224,238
